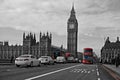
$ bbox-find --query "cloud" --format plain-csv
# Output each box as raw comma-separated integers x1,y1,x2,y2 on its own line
107,0,120,12
0,0,120,34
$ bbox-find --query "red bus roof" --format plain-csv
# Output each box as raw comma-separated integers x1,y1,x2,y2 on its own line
84,48,93,50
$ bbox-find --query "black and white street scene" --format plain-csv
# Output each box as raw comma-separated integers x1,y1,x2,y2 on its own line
0,0,120,80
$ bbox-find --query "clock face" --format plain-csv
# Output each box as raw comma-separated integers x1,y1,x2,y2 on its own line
69,24,74,29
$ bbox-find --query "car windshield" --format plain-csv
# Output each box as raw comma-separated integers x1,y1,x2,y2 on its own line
19,55,31,58
41,57,48,58
57,57,64,59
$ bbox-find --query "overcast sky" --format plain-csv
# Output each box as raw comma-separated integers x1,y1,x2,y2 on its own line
0,0,120,56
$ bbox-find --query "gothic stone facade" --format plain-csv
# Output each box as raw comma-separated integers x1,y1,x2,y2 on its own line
101,37,120,64
0,32,52,60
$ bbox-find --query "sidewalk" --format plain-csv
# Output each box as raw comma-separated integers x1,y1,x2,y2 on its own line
0,59,15,65
0,63,14,65
103,64,120,80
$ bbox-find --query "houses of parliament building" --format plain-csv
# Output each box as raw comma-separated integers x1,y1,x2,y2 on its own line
0,32,53,60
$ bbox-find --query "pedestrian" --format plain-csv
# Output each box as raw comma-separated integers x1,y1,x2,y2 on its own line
115,54,120,68
10,56,14,63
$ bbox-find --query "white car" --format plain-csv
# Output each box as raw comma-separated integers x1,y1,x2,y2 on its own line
15,54,41,67
67,56,75,63
38,56,54,65
56,56,66,63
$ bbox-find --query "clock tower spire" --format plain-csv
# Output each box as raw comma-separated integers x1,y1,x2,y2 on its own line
70,3,76,19
67,4,78,58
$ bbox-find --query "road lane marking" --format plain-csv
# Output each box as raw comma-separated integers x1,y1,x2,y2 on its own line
81,71,84,73
79,69,82,71
96,67,100,76
77,71,80,73
96,65,98,68
88,71,90,73
96,65,100,80
70,68,96,74
98,78,101,80
97,71,100,76
25,64,81,80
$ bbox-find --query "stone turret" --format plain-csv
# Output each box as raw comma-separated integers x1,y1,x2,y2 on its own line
39,32,52,56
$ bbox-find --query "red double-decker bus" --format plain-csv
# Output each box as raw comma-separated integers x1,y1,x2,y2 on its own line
82,48,93,64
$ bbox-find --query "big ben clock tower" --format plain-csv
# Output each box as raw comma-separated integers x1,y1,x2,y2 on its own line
67,5,78,58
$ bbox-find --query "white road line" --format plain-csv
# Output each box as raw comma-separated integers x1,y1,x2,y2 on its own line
74,71,77,73
88,71,91,73
84,70,87,73
98,78,101,80
97,71,100,76
77,71,80,73
78,69,82,71
96,67,100,76
96,65,97,68
25,64,81,80
81,71,84,73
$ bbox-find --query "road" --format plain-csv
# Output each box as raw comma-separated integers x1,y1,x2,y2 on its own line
0,63,115,80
